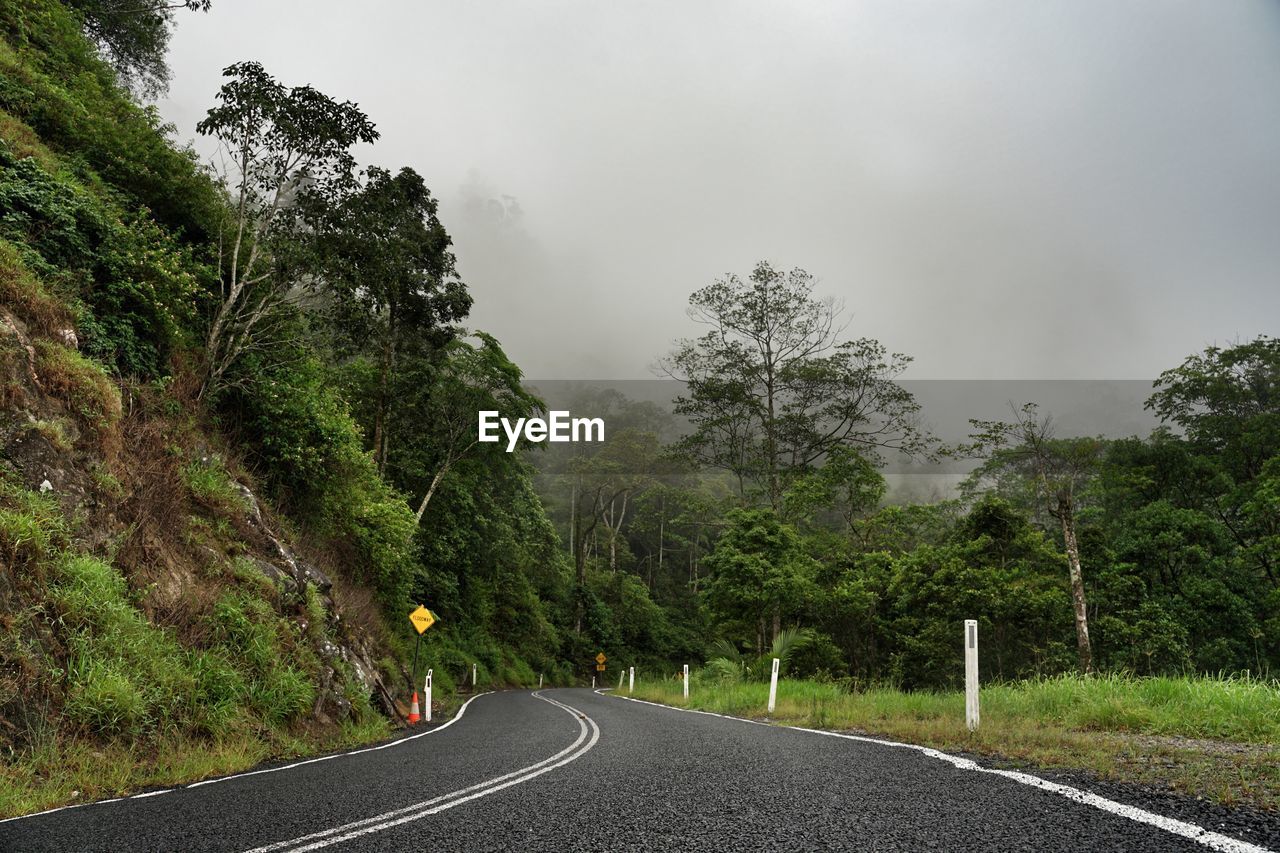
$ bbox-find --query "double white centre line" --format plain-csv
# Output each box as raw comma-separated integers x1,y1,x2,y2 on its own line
244,692,600,853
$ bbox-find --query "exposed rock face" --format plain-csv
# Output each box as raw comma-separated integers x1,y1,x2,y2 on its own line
1,310,398,728
233,479,392,721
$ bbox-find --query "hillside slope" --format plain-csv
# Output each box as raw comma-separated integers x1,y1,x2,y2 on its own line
0,0,457,816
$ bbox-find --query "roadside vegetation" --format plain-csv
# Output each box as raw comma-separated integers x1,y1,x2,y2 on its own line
0,0,562,819
630,673,1280,810
1,0,1278,822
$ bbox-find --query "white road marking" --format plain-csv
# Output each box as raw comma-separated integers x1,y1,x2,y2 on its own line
245,691,601,852
188,691,495,789
600,690,1275,853
0,692,494,826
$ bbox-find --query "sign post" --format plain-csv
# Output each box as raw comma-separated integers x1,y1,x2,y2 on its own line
965,619,980,731
767,657,780,715
683,664,689,700
406,605,436,726
425,668,433,723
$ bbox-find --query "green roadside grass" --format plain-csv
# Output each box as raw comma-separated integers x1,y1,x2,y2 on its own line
0,690,477,820
628,674,1280,811
0,715,394,820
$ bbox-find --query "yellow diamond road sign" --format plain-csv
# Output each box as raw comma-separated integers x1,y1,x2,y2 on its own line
409,605,436,634
595,652,607,664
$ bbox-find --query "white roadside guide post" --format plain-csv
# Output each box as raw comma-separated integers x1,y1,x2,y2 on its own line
628,666,635,694
618,669,624,689
538,673,543,689
424,669,433,723
683,664,689,700
472,663,477,688
591,675,595,689
965,619,980,731
767,657,780,715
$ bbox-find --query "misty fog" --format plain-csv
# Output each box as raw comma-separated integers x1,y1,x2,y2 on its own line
160,1,1280,380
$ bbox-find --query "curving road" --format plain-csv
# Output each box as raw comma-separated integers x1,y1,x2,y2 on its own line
2,688,1275,852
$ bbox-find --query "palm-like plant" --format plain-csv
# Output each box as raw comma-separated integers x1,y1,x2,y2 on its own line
702,628,817,683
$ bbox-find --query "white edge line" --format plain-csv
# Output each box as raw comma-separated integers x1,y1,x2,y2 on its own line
188,691,496,788
243,691,588,853
0,692,496,826
253,691,601,853
598,690,1275,853
127,790,171,800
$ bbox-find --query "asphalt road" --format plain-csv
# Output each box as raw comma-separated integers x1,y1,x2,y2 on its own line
2,688,1275,852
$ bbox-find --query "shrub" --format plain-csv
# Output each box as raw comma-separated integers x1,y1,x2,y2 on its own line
54,554,195,736
0,238,72,336
0,481,66,573
180,455,245,513
33,339,121,450
249,664,314,725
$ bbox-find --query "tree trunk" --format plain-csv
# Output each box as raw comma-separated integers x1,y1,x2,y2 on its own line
1058,497,1094,674
657,497,665,578
608,497,617,574
764,345,780,511
414,464,448,523
569,480,577,559
772,605,781,645
372,324,394,475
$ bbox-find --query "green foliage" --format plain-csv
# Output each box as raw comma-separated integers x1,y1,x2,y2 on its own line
63,0,211,97
787,631,845,678
221,347,418,609
54,554,196,737
701,508,817,651
180,454,245,512
0,127,207,375
0,480,66,569
0,0,225,375
308,165,471,474
32,339,121,436
663,260,929,508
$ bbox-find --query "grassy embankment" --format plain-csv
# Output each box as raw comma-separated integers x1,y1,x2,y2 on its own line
630,674,1280,811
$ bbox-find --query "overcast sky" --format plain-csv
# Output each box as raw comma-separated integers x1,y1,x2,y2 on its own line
160,1,1280,380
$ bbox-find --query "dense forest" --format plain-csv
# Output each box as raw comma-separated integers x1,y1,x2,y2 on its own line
533,267,1280,687
0,0,1277,800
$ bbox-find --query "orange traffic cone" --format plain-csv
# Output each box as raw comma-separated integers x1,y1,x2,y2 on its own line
408,690,421,724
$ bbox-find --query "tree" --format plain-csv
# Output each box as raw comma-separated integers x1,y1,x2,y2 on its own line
702,508,816,650
196,61,378,396
887,497,1073,688
661,261,928,510
1146,337,1280,588
67,0,211,96
312,166,471,473
962,403,1104,673
393,333,542,524
781,445,885,529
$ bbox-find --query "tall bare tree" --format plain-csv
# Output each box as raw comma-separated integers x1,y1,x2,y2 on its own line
962,403,1104,673
196,61,377,396
660,261,930,510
